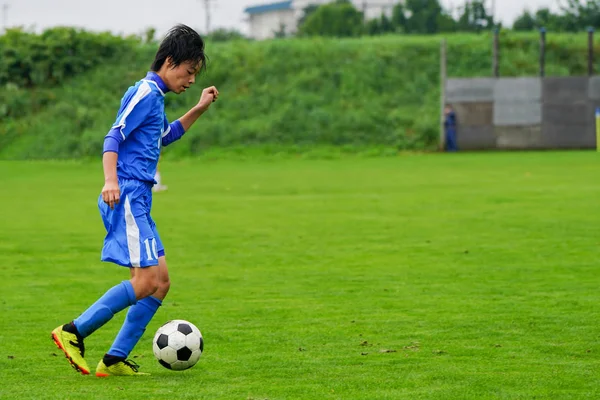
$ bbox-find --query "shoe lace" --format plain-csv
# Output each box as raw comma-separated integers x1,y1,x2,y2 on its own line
68,336,85,357
123,359,141,372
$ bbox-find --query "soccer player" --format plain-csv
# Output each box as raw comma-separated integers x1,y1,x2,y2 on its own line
51,24,218,376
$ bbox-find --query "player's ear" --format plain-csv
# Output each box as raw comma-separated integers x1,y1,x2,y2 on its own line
165,56,175,69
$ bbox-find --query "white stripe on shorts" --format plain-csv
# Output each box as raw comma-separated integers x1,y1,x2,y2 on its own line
124,195,141,267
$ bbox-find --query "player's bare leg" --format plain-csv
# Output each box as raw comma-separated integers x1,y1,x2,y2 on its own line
152,256,171,301
129,264,160,300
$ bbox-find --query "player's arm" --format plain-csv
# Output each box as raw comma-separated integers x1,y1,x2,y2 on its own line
102,130,122,210
101,151,119,210
162,86,219,147
179,86,219,131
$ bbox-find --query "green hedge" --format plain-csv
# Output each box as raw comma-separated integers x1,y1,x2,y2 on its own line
1,31,598,159
0,27,138,120
0,27,137,87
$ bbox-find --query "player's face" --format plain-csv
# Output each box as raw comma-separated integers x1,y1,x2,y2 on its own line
166,60,201,94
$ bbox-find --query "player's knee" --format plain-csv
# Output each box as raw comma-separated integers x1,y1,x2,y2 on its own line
144,278,160,297
136,283,159,299
159,278,171,294
131,272,160,299
157,256,170,297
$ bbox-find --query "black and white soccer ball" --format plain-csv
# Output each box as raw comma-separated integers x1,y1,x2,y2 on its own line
152,319,204,371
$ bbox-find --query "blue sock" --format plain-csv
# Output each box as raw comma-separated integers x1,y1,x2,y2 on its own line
106,296,162,359
73,281,137,338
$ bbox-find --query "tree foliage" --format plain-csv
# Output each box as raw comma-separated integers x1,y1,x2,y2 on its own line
299,1,364,37
456,0,494,32
298,0,600,36
513,0,600,31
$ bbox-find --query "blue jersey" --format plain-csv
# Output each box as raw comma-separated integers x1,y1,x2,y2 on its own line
103,72,185,184
109,73,167,183
99,72,186,267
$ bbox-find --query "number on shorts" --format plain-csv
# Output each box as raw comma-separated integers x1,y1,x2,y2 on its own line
143,238,159,261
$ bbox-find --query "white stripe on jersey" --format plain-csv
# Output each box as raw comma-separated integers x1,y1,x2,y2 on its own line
143,79,165,97
124,195,141,267
162,125,171,138
113,81,153,140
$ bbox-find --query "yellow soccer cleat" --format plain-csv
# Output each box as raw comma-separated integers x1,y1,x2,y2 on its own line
51,324,90,375
95,359,150,377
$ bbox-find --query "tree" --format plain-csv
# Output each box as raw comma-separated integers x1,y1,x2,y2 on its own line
394,0,454,34
380,13,395,33
298,3,320,28
560,0,600,30
406,0,443,33
511,1,600,32
534,8,564,30
144,27,156,44
457,0,493,32
391,3,408,32
366,13,395,35
437,12,459,32
298,2,364,37
513,10,536,30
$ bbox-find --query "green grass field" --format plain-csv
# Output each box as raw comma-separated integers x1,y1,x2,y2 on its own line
1,151,599,399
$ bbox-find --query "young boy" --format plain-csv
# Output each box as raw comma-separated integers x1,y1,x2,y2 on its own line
51,24,219,376
444,104,458,152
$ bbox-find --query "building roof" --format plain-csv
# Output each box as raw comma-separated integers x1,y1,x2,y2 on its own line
244,0,293,15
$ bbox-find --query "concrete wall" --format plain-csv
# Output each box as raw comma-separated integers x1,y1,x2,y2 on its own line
445,77,600,150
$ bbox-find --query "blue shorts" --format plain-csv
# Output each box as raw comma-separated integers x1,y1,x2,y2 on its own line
98,179,165,268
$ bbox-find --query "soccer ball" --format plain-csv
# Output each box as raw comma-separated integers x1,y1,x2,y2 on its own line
152,319,204,371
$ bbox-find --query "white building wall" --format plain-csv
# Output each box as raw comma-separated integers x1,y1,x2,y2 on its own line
248,9,297,40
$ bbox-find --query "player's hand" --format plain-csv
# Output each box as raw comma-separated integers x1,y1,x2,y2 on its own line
197,86,219,111
102,180,120,210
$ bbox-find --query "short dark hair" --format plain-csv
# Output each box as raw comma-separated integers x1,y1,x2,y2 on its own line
151,24,207,73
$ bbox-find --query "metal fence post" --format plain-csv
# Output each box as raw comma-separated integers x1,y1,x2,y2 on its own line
493,28,500,78
589,27,594,76
440,39,447,152
540,27,546,77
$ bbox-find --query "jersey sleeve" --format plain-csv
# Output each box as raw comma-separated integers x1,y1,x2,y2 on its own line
111,82,154,140
161,114,185,147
